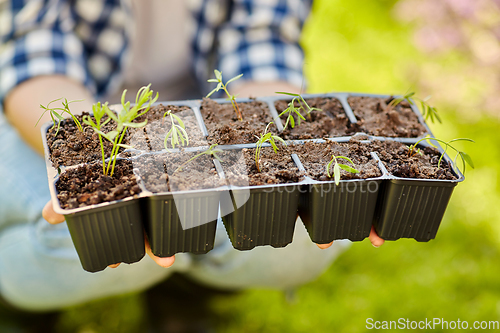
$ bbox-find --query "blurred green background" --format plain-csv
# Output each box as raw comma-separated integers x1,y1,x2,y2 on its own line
54,0,500,332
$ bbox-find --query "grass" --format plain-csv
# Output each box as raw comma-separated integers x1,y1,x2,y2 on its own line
49,0,500,332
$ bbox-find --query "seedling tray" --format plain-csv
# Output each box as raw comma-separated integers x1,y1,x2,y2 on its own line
40,91,465,273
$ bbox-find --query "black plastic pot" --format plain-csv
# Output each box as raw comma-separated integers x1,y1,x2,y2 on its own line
133,151,223,257
63,197,145,272
141,189,220,257
221,185,301,250
217,147,303,250
372,140,464,241
42,123,147,272
292,150,384,243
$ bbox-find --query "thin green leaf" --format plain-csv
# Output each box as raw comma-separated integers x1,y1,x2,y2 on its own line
206,87,219,98
434,110,442,124
461,152,474,169
104,107,119,122
123,120,148,128
269,139,279,152
178,126,189,146
275,92,299,97
334,163,340,185
171,114,185,129
337,156,356,166
326,160,333,177
338,164,359,174
449,138,475,143
274,136,287,146
53,112,64,120
101,117,111,126
215,70,222,81
172,125,178,146
102,130,119,142
226,74,243,85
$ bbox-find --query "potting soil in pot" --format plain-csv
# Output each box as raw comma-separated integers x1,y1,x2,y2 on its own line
347,96,427,137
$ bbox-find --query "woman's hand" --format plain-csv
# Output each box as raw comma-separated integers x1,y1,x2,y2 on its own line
316,226,385,249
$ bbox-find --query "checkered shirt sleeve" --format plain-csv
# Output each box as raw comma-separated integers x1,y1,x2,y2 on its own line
0,0,129,104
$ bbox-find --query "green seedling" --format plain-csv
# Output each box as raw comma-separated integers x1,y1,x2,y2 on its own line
388,91,441,124
326,155,359,186
102,84,158,176
275,92,322,129
163,110,189,151
254,122,286,173
207,69,243,121
82,102,112,174
408,136,475,175
37,98,84,135
96,84,158,176
278,97,306,130
173,144,223,174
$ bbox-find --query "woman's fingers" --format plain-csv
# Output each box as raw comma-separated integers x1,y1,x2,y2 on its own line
42,201,65,224
145,237,175,268
316,226,385,249
316,242,333,249
369,226,385,248
108,238,175,269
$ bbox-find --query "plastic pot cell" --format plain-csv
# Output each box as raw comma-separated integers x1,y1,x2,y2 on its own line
133,151,224,257
290,140,384,243
218,147,304,250
372,140,464,241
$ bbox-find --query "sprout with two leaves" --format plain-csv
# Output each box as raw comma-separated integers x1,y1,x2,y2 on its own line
388,91,441,124
37,98,84,135
254,122,286,173
275,92,322,130
173,144,223,174
206,70,244,121
407,136,474,175
326,155,359,186
163,110,189,151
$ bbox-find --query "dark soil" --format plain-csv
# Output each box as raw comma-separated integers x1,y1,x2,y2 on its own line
200,98,278,145
220,147,304,186
290,140,382,181
134,152,224,193
371,140,457,180
56,160,140,209
128,104,207,151
275,97,357,139
348,96,427,137
46,105,204,168
46,112,116,168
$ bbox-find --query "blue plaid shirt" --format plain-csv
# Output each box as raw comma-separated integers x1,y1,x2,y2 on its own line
0,0,311,104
